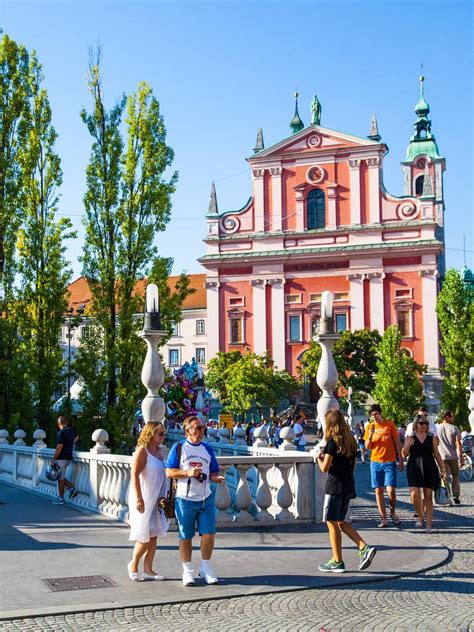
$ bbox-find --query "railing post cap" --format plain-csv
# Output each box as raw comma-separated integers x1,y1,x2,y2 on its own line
279,426,295,440
33,429,47,439
14,429,26,439
0,429,9,438
92,428,109,443
254,425,268,439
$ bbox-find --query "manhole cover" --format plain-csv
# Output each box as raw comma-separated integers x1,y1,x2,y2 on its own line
42,575,117,592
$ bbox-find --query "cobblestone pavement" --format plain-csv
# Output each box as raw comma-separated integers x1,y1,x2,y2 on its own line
2,468,473,632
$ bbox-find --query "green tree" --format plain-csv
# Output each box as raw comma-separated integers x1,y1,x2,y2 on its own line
298,329,381,405
205,350,245,407
372,325,425,425
78,51,188,447
0,34,32,429
436,268,474,426
14,52,75,436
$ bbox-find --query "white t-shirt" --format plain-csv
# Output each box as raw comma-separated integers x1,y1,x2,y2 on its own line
166,440,219,501
293,422,307,446
406,420,438,437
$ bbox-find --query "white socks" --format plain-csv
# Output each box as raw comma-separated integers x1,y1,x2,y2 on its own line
182,562,193,572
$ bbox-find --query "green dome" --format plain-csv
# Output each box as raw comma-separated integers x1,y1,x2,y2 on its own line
405,138,441,162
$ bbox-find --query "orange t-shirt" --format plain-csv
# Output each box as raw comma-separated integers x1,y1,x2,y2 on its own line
363,420,398,463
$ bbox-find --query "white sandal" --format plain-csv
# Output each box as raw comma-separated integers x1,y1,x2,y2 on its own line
127,561,139,582
143,572,166,581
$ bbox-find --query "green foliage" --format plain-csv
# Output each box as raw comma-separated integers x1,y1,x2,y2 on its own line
373,325,425,425
436,268,474,426
206,350,300,417
299,329,381,405
77,50,188,448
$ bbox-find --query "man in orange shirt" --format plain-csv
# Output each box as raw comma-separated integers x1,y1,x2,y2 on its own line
364,404,404,528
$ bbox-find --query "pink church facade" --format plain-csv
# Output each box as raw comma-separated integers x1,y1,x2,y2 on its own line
199,82,445,379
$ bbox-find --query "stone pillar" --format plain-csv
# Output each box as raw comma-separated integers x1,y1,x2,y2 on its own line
13,429,26,446
419,267,439,369
269,278,286,370
366,157,381,224
205,280,220,362
270,167,283,231
33,430,47,449
89,429,110,511
253,169,265,233
349,159,361,225
367,271,385,332
251,279,267,355
347,273,365,330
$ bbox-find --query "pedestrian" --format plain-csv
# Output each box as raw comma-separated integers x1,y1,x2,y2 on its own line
364,404,404,528
165,416,225,586
355,422,366,463
316,409,377,573
436,411,464,505
398,423,406,449
128,421,169,581
406,407,439,447
292,415,307,452
402,414,446,532
50,416,78,505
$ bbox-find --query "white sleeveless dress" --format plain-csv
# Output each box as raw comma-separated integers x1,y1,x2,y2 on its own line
128,449,169,543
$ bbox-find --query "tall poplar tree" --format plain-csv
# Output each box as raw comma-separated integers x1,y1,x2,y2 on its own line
78,50,189,447
436,268,474,425
0,34,32,428
15,52,75,434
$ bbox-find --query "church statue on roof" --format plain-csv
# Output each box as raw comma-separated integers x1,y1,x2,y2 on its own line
310,94,321,125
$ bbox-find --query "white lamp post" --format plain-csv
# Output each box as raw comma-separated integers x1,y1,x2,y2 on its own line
195,365,207,424
315,291,340,433
138,283,167,426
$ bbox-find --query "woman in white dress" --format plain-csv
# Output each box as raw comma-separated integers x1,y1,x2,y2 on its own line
128,421,169,581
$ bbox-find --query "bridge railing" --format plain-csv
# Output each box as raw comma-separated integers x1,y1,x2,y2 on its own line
0,426,325,525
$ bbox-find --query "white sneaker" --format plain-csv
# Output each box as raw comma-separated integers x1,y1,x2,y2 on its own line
199,563,218,585
182,568,195,586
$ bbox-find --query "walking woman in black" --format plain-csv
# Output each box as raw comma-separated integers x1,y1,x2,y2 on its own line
402,415,446,533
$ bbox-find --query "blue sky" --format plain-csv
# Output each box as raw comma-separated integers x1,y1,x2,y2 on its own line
3,0,473,279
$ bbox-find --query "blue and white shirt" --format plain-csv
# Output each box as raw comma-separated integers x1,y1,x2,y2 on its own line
166,440,219,501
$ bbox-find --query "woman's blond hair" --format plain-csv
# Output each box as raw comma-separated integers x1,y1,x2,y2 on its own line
324,410,357,457
137,421,164,448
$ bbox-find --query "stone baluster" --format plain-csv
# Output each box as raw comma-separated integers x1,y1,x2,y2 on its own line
215,463,232,523
278,426,295,451
275,462,294,521
91,429,110,454
233,463,254,522
468,367,474,434
253,425,268,448
98,462,110,511
113,465,126,517
33,429,47,449
0,429,9,445
207,426,217,443
233,426,247,446
255,462,273,522
13,429,26,446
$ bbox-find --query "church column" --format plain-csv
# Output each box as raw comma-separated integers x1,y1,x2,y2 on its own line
367,272,385,332
253,169,265,233
205,280,220,361
327,184,337,229
347,273,365,330
419,268,440,369
268,278,286,369
251,279,267,355
270,167,283,232
366,157,381,224
349,159,361,225
295,189,305,231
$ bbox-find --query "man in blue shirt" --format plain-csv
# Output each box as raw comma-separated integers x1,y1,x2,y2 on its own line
166,416,224,586
51,416,78,505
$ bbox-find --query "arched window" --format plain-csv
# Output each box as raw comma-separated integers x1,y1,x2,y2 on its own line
415,175,424,197
307,189,325,229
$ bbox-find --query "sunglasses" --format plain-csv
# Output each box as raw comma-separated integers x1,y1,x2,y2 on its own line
190,426,204,431
156,431,165,437
417,421,428,426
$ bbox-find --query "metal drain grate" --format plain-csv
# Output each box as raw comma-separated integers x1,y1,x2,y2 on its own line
42,575,117,592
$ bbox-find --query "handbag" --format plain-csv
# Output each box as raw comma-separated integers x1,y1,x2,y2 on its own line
158,479,176,519
434,479,450,506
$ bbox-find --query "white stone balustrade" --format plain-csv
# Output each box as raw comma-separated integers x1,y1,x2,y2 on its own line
0,428,324,524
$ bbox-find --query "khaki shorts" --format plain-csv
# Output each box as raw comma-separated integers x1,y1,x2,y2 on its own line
55,459,71,481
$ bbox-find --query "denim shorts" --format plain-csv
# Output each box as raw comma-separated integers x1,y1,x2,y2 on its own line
370,461,397,489
175,493,216,540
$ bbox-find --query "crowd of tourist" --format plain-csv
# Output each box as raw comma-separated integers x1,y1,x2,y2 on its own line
48,403,470,585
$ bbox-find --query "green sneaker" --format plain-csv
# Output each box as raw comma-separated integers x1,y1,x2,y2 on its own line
358,545,377,570
318,558,346,573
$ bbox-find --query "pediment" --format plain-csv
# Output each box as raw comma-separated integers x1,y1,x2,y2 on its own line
250,125,381,161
